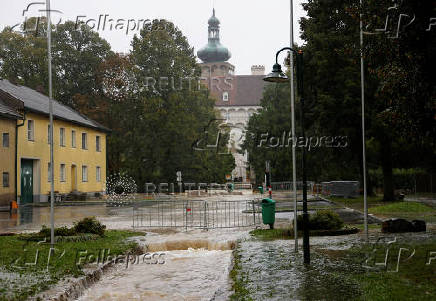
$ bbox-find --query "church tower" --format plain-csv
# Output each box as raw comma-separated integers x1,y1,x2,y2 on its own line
198,9,235,78
197,9,265,183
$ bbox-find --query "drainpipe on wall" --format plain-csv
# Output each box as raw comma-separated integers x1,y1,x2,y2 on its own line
15,111,26,206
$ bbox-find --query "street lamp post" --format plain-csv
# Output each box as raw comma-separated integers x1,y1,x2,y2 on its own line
360,0,369,241
46,0,55,248
289,0,299,254
264,48,310,265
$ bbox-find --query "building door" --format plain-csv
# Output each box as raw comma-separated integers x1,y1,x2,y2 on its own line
20,159,33,204
71,165,77,192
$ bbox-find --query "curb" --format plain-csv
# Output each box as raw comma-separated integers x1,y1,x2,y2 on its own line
32,260,116,301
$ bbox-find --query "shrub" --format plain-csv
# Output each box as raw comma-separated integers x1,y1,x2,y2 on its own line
39,225,76,237
73,217,106,236
295,210,344,230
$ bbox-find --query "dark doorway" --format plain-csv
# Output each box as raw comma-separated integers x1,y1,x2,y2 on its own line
20,159,33,204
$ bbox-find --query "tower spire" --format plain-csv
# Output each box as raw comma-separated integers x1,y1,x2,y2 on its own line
197,9,231,63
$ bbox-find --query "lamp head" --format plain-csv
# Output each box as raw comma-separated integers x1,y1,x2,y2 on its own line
263,63,289,83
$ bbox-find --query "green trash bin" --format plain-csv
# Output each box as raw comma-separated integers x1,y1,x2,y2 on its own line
258,186,264,194
261,198,276,229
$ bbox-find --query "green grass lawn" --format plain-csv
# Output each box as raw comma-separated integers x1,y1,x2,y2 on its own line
369,202,436,222
0,230,144,301
250,227,359,240
329,196,436,223
348,223,381,231
337,239,436,300
369,202,432,214
328,195,384,211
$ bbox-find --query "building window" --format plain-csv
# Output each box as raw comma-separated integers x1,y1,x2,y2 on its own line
82,165,88,182
2,133,9,147
2,172,9,187
223,92,229,101
60,164,66,182
96,136,101,152
48,162,52,182
60,128,65,147
96,166,101,182
47,125,51,144
27,120,34,141
71,130,76,148
82,133,87,150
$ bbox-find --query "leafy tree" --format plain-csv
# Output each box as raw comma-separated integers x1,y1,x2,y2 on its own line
126,19,234,186
243,0,434,201
1,17,235,188
0,24,48,89
0,19,112,106
299,0,434,201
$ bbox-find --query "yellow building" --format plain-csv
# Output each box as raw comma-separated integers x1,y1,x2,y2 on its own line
0,96,23,207
0,79,109,204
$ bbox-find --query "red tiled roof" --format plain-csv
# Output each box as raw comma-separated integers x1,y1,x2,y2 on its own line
210,75,266,107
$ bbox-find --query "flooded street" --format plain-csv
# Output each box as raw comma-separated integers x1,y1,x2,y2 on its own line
235,236,364,301
73,232,366,301
76,228,250,300
77,249,233,301
0,194,261,233
0,205,135,233
0,196,366,301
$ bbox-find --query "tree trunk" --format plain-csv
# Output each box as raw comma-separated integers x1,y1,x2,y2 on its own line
381,137,394,202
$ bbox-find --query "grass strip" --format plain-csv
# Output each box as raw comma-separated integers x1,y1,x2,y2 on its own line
0,230,144,301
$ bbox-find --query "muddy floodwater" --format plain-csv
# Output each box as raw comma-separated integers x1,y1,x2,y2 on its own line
77,249,233,301
0,194,388,300
77,228,249,300
70,230,365,301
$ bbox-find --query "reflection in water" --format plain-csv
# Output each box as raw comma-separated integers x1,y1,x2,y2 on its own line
0,205,133,232
19,205,33,225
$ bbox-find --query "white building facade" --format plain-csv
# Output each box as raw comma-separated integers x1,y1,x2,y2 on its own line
198,10,265,182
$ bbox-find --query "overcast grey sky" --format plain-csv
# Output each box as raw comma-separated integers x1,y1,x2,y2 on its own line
1,0,307,75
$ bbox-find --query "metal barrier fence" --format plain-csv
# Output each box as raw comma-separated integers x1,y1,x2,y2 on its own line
271,181,315,192
233,183,253,190
132,199,262,230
